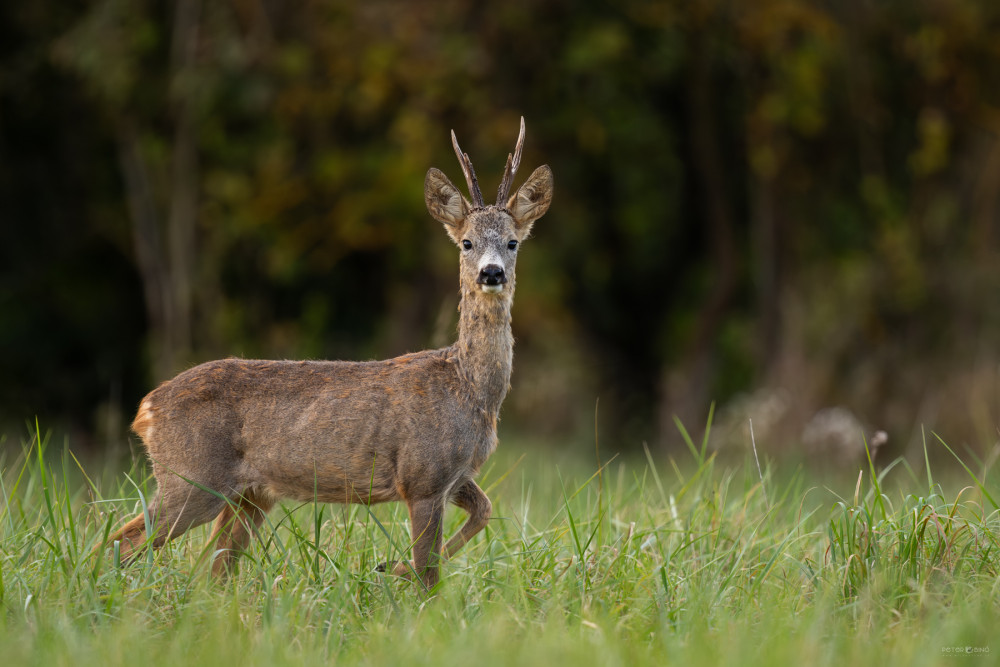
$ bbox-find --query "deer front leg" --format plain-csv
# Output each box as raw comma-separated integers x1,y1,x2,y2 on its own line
381,497,445,589
444,479,492,558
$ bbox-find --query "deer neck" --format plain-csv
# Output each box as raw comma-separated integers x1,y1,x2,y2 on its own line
454,286,514,414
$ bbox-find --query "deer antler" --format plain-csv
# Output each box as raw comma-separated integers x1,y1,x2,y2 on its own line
451,129,485,209
496,116,525,206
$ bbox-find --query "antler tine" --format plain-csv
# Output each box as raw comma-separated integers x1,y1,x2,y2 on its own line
496,116,526,206
451,129,485,209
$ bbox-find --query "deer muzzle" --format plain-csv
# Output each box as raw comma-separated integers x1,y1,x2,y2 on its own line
477,264,506,293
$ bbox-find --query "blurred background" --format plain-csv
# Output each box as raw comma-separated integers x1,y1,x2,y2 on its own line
2,0,999,466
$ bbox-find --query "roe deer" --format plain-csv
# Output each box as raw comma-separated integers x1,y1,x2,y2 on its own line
105,117,553,589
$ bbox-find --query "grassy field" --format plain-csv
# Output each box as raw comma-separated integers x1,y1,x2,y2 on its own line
1,425,998,666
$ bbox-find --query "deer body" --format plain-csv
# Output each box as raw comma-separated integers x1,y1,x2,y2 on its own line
107,118,553,589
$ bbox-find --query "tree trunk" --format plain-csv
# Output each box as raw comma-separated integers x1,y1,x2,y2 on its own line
117,0,202,383
658,23,739,448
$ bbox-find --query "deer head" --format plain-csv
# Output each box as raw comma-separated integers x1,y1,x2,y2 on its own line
424,117,554,298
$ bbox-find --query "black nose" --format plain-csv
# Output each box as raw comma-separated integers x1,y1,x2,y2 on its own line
478,264,506,285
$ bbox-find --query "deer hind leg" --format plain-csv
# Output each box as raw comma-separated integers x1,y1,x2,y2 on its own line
105,490,171,562
208,489,274,578
379,497,445,590
106,508,154,561
443,479,492,559
106,475,229,563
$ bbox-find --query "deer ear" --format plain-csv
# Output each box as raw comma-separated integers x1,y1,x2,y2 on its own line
425,168,470,242
506,165,553,237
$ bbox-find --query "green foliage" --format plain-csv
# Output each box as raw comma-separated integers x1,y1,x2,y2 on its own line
2,427,999,665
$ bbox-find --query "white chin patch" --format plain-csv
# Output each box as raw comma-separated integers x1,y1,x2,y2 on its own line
480,284,503,294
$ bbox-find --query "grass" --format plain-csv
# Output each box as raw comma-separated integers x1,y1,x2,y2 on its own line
1,425,998,666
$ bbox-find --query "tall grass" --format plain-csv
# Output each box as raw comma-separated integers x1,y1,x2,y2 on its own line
1,425,998,665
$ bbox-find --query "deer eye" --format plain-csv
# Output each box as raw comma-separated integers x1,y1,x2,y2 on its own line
508,240,518,250
462,240,472,250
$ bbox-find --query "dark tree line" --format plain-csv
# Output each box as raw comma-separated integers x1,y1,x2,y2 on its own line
2,0,999,457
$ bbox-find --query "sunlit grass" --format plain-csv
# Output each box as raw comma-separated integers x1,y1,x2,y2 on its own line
1,423,998,666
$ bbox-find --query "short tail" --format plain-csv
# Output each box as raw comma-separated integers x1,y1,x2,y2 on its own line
132,396,156,442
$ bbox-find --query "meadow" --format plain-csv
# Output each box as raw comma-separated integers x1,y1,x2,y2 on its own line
1,423,997,666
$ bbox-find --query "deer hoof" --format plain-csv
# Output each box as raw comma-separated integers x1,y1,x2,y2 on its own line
375,560,414,578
